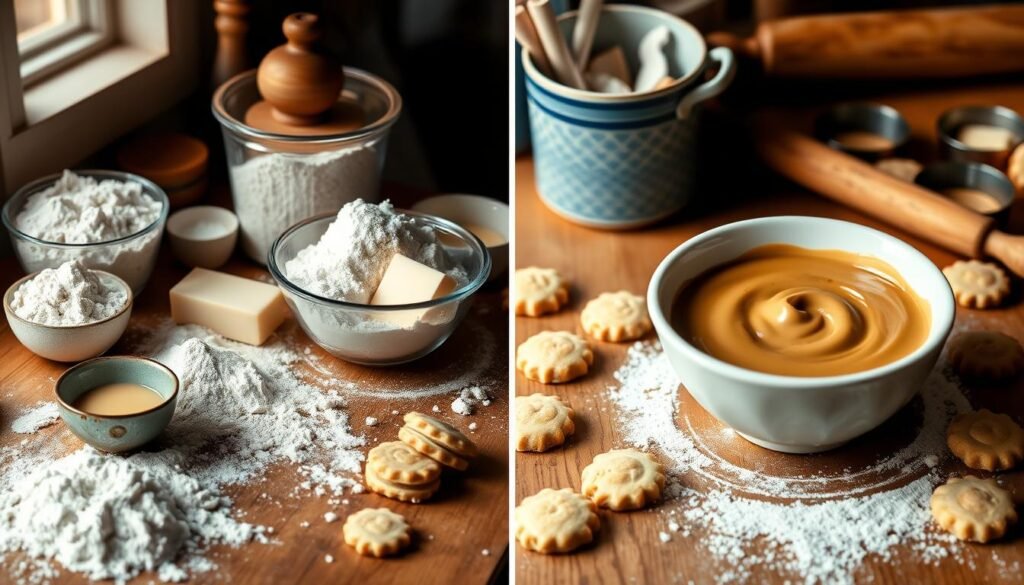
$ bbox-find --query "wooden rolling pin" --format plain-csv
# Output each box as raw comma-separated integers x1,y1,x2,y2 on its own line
708,5,1024,79
754,118,1024,277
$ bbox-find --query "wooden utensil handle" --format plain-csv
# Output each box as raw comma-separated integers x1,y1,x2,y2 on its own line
754,119,994,259
734,5,1024,78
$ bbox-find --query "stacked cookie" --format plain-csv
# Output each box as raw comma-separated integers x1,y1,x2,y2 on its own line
364,412,477,503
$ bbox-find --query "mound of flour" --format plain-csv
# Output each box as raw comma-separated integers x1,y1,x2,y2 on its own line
284,199,465,303
10,260,128,326
15,170,160,244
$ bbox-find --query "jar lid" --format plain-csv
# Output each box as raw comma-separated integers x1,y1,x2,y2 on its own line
117,132,208,188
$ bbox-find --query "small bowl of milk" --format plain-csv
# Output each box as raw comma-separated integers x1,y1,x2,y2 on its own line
412,194,509,283
55,356,179,453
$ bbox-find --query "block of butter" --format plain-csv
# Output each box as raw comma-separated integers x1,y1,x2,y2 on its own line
958,124,1016,152
169,268,288,345
370,254,456,326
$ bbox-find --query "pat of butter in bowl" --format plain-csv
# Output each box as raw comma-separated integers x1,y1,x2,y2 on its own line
370,253,456,326
672,244,931,377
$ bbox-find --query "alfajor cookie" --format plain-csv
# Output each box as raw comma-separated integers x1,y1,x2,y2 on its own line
365,465,440,503
515,393,575,452
343,508,412,557
931,476,1017,543
514,267,570,316
403,412,477,459
398,425,470,471
942,260,1010,309
367,441,442,485
947,409,1024,471
580,291,652,342
515,488,600,554
516,331,594,384
581,448,665,511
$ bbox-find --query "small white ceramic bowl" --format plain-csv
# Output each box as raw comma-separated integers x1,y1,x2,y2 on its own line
412,194,509,283
647,216,955,454
166,206,239,269
3,270,133,362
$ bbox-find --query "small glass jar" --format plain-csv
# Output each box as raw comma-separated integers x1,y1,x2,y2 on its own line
212,68,401,264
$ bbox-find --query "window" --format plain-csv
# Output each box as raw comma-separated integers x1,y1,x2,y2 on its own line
15,0,115,86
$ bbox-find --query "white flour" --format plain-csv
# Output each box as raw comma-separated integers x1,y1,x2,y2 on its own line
451,386,491,416
607,342,972,585
10,260,128,326
11,171,164,292
9,401,59,434
228,146,380,264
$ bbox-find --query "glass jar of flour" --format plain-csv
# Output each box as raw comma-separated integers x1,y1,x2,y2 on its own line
212,67,401,264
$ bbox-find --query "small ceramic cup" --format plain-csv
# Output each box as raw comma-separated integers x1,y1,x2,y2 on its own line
3,270,133,362
55,356,179,453
522,4,735,229
166,205,239,269
411,194,509,283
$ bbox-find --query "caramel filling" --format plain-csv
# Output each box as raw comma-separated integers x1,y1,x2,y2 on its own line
671,244,931,377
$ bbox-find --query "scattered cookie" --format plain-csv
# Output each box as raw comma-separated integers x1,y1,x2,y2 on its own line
580,291,652,342
515,393,575,452
515,488,600,554
398,425,469,471
581,448,665,511
948,331,1024,381
365,465,440,503
516,331,594,383
403,412,477,459
930,476,1017,543
942,260,1010,309
947,409,1024,471
1009,142,1024,194
343,508,412,557
514,267,569,316
367,441,442,485
874,157,923,182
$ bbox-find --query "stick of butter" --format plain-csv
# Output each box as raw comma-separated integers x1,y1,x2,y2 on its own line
958,124,1017,152
370,254,456,327
169,268,288,345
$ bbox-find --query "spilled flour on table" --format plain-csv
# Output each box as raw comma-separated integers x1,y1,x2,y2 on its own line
607,341,973,585
9,401,59,434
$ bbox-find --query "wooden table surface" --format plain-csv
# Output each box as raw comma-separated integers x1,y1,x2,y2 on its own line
0,191,509,585
515,82,1024,584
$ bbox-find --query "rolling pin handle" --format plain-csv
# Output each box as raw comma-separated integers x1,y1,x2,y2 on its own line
984,231,1024,278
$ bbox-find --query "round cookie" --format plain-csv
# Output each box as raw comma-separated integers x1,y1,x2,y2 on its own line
931,476,1017,543
946,409,1024,471
398,425,470,471
343,508,412,557
515,488,600,554
874,157,923,182
580,291,652,342
403,412,477,458
948,331,1024,381
1009,142,1024,194
515,267,570,317
942,260,1010,309
515,393,575,452
367,441,441,485
581,448,665,511
516,331,594,384
365,465,440,503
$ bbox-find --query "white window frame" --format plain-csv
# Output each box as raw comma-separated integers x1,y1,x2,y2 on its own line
18,0,117,87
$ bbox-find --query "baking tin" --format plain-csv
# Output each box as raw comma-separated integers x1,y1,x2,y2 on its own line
937,105,1024,169
915,161,1015,226
815,103,910,161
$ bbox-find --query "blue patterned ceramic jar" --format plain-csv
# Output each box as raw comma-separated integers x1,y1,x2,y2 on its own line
523,5,735,229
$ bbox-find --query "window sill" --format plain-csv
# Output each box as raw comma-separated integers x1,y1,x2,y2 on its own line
23,43,167,126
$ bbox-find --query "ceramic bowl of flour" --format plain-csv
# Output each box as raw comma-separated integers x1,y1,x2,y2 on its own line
166,205,239,269
268,210,490,365
2,170,169,293
647,216,955,454
3,270,133,362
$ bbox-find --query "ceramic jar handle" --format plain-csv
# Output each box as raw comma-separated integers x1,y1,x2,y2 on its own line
675,47,736,120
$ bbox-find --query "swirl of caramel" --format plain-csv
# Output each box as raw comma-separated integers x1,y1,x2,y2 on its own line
672,245,931,377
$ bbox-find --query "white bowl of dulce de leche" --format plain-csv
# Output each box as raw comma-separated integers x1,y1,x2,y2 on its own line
647,216,955,453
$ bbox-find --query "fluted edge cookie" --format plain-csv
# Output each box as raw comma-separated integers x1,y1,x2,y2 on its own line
948,331,1024,381
942,260,1010,309
515,488,600,554
367,441,442,485
403,411,477,458
398,425,470,471
516,331,594,384
580,291,652,342
1009,143,1024,194
343,508,412,557
365,465,440,503
515,393,575,452
947,409,1024,471
931,476,1017,543
514,267,570,316
581,448,665,511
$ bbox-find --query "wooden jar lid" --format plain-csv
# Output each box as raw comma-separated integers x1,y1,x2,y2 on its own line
245,12,362,135
117,132,208,188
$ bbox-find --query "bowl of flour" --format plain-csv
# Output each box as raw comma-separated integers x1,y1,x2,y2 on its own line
268,199,490,365
1,170,169,293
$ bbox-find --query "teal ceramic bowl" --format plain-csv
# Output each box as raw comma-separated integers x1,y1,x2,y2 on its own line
55,356,178,453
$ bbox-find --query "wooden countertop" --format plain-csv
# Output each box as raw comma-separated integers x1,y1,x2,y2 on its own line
0,190,509,585
515,82,1024,584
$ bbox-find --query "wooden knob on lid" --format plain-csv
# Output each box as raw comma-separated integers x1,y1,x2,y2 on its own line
256,12,343,126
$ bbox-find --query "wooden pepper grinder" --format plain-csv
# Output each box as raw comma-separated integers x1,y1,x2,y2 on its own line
244,12,362,135
212,0,249,88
